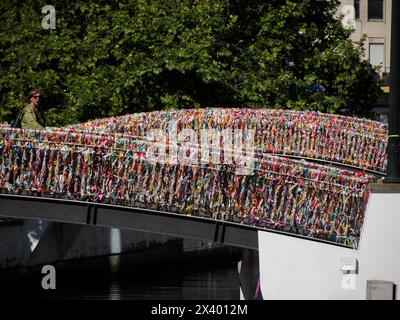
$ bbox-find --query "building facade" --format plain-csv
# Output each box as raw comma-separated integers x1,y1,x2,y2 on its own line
340,0,392,75
339,0,392,122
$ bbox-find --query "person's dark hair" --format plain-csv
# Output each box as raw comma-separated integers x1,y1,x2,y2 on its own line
27,88,44,102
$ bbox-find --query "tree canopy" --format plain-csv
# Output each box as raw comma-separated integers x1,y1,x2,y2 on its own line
0,0,382,126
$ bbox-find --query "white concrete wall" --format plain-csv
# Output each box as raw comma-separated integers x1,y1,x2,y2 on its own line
355,191,400,298
258,232,357,299
258,191,400,299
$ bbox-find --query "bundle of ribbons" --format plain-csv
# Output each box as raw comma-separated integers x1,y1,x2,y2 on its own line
0,108,388,248
68,108,388,174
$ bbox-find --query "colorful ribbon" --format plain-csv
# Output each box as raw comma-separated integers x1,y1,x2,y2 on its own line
0,108,385,248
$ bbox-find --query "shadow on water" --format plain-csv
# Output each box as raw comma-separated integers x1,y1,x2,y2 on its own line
0,260,240,300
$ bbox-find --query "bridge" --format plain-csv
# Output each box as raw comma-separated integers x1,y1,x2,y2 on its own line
0,108,387,246
0,108,394,299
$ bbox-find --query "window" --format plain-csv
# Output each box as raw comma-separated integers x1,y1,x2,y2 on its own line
369,43,384,69
354,0,360,20
368,0,384,20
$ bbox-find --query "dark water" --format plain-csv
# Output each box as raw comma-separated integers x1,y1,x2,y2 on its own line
1,263,240,300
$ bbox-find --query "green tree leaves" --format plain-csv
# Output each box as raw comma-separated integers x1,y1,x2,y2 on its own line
0,0,381,126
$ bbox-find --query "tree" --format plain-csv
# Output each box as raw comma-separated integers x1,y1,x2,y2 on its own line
0,0,382,126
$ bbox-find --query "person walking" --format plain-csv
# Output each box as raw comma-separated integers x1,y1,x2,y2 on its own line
14,89,45,129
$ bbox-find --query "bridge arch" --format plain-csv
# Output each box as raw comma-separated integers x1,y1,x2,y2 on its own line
0,108,386,248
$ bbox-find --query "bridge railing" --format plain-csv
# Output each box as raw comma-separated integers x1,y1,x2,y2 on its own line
2,108,387,173
66,108,388,173
0,126,372,248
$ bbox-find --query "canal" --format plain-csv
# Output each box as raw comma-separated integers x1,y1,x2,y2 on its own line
0,261,240,300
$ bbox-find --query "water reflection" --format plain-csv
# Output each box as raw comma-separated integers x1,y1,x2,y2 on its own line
1,263,240,300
